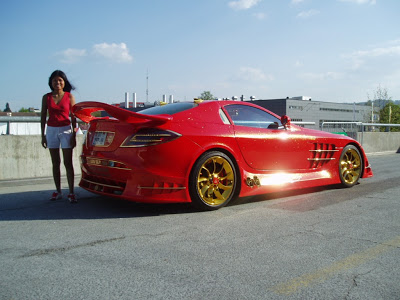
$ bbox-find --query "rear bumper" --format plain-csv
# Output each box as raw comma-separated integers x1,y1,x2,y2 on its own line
79,159,190,204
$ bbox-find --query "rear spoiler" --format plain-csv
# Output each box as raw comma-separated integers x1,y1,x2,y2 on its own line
72,101,172,125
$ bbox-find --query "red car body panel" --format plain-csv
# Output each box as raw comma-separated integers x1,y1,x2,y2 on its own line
73,100,373,204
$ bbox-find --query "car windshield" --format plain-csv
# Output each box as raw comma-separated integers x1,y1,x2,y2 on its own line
140,102,196,115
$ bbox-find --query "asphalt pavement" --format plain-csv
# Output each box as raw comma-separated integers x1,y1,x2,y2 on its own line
0,153,399,300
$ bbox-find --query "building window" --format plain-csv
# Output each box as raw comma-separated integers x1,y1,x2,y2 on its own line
320,107,359,113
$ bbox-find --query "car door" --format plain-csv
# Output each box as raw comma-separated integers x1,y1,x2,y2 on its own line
223,104,313,171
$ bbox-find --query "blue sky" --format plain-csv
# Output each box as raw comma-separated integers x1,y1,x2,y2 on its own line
1,0,400,111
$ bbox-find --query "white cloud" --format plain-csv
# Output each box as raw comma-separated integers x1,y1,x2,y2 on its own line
228,0,261,10
338,0,376,5
92,42,133,63
297,9,320,18
352,46,400,58
56,43,133,64
234,67,273,81
56,48,87,64
344,44,400,69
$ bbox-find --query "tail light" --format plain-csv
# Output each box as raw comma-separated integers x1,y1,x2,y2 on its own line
121,128,181,147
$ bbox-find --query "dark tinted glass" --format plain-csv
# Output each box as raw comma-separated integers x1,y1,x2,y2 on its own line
224,104,282,129
140,103,196,115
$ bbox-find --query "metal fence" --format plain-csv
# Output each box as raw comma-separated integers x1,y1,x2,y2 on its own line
0,116,41,135
321,121,400,132
0,117,87,135
321,121,400,142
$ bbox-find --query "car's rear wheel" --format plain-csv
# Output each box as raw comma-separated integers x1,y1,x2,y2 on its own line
339,145,363,187
189,151,237,210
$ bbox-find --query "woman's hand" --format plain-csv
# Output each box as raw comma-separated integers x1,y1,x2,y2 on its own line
71,133,77,149
41,136,47,149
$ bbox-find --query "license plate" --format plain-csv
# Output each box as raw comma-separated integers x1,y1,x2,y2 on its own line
92,132,107,146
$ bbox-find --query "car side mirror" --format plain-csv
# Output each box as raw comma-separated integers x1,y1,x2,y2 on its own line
281,115,291,128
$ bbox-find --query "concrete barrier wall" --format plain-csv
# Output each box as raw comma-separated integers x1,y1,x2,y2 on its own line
357,132,400,154
0,135,84,181
0,133,399,180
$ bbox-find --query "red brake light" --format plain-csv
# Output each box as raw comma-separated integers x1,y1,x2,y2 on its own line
121,128,181,147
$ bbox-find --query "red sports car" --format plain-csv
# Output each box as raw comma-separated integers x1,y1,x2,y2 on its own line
73,100,373,210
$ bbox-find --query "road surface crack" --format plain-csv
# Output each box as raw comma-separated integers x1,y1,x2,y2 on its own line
19,236,125,258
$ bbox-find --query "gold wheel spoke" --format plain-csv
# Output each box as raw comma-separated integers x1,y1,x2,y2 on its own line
201,166,211,177
198,176,208,183
213,189,225,201
201,184,210,196
217,183,231,191
349,170,359,178
207,186,215,198
211,158,217,173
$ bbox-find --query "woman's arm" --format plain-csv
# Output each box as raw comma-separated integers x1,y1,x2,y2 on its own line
40,95,48,148
70,93,77,149
70,93,77,131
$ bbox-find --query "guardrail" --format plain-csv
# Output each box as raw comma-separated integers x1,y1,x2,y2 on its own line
292,121,316,127
0,116,41,135
321,121,400,132
321,121,400,142
0,117,86,135
321,122,400,153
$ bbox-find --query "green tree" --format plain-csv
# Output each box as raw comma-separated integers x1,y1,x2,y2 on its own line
379,102,400,132
19,107,30,112
3,102,11,112
369,84,391,109
369,85,400,131
367,85,393,124
198,91,214,100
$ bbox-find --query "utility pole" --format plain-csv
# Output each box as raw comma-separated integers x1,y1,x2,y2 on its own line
146,69,149,103
371,101,374,122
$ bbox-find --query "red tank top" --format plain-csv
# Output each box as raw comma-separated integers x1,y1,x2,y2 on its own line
46,92,71,127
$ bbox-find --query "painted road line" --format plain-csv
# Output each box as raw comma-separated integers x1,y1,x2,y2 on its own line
271,236,400,295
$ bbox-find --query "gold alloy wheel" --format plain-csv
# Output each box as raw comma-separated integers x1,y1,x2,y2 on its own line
340,146,362,186
196,155,235,207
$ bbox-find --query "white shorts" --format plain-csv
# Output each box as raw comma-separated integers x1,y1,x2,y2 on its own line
46,125,73,149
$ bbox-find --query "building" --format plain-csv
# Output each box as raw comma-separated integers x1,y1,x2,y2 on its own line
249,97,377,131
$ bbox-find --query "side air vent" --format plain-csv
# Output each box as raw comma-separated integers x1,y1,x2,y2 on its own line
308,143,338,168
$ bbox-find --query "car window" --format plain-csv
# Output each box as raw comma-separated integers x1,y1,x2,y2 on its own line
140,103,196,115
224,104,282,129
219,108,231,125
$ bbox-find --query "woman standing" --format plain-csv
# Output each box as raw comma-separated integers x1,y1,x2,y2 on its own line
41,70,77,203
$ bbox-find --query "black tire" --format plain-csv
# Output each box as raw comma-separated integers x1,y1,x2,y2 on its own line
189,151,238,210
339,145,363,188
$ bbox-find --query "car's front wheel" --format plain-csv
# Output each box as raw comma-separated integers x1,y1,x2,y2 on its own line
189,151,237,210
339,145,363,187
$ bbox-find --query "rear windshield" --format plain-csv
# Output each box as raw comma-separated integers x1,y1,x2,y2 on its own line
140,102,196,115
